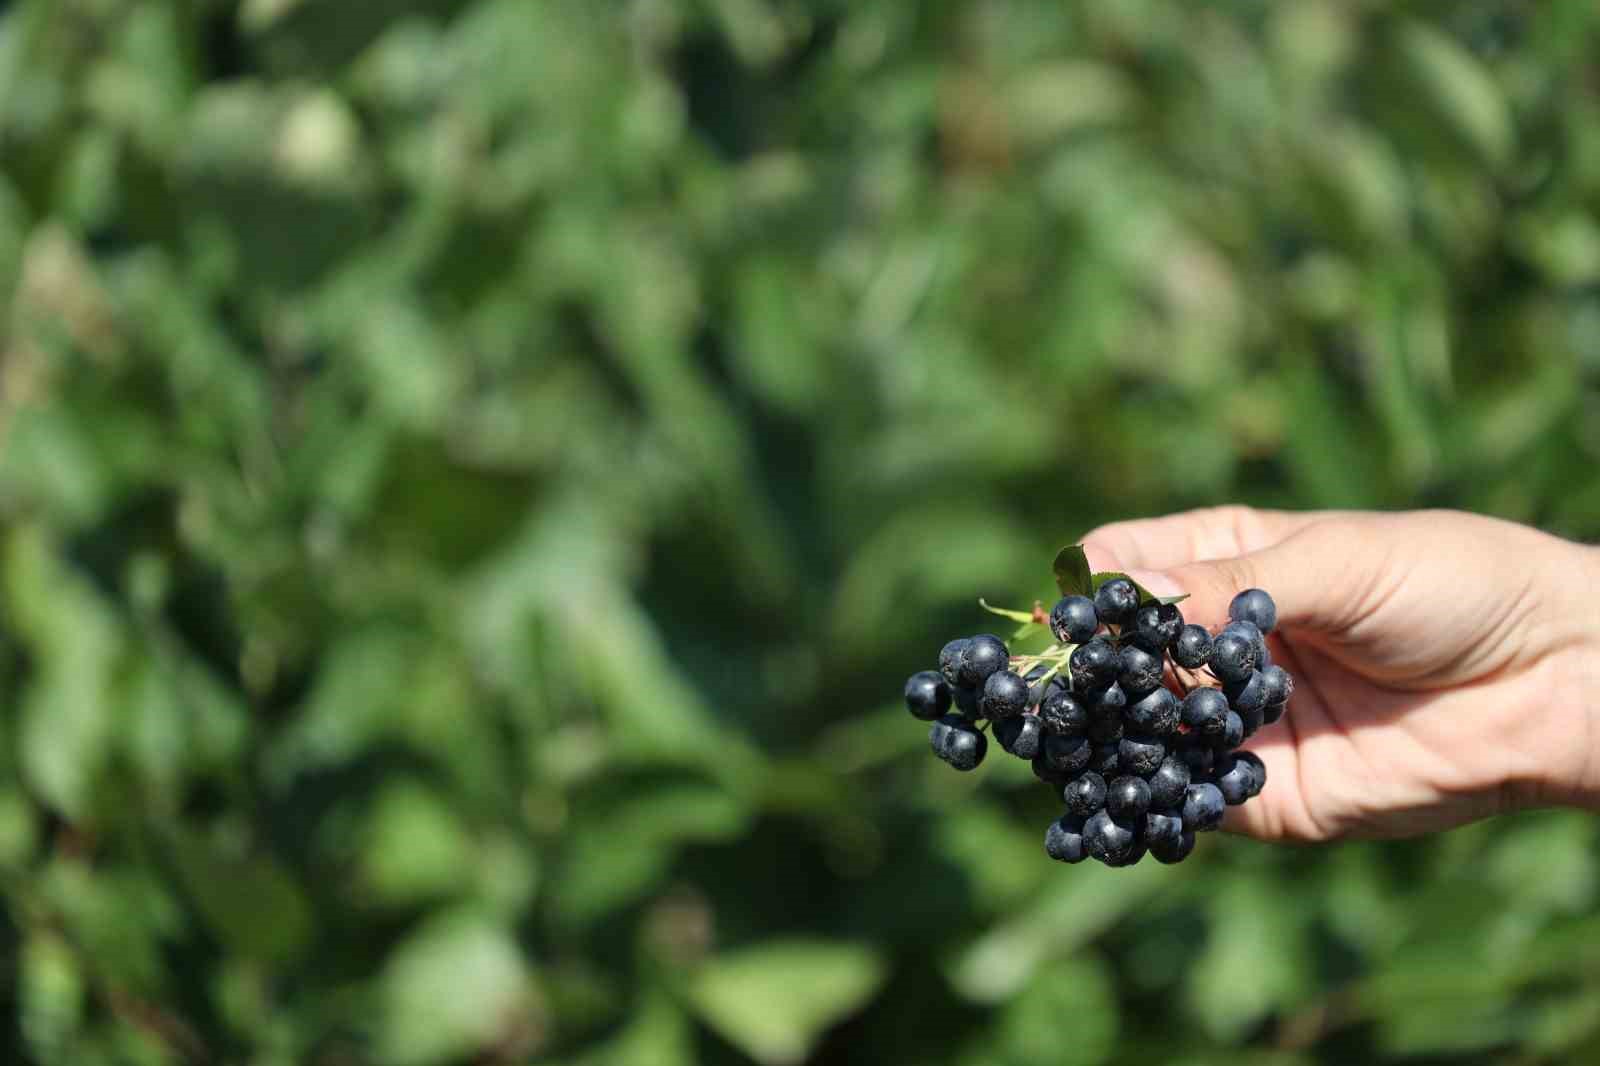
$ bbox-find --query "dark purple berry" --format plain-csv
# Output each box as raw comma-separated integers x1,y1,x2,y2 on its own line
1150,828,1196,864
1224,670,1269,716
981,670,1029,720
1106,775,1152,822
1063,771,1107,817
1261,700,1285,725
1260,664,1294,706
1093,578,1141,626
1042,733,1092,775
1032,753,1069,787
1221,620,1267,670
929,716,955,757
1147,756,1192,810
1049,594,1099,644
1119,734,1166,776
1086,681,1127,718
1129,602,1183,653
1180,687,1230,737
1069,638,1119,691
1172,624,1213,669
958,634,1010,688
1045,815,1088,863
1221,710,1245,749
992,715,1024,753
1228,588,1277,633
1012,715,1043,759
1234,750,1266,797
1118,644,1164,697
1126,685,1179,735
1210,630,1256,684
1038,691,1089,736
1083,809,1139,865
943,720,988,771
1143,811,1184,850
939,638,971,687
1182,782,1226,831
952,684,981,719
1216,755,1255,805
905,670,951,721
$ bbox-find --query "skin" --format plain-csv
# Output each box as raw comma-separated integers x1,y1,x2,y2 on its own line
1080,507,1600,841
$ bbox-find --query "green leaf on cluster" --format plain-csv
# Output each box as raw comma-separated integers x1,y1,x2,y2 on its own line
1052,545,1093,597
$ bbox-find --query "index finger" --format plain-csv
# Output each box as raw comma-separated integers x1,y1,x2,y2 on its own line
1081,506,1335,573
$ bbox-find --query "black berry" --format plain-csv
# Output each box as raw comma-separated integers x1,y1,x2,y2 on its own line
1083,809,1139,866
943,720,988,771
1106,775,1152,821
1038,690,1089,736
1182,782,1226,832
1042,733,1092,776
1045,815,1088,863
1149,828,1196,864
939,638,971,687
1210,630,1256,684
1234,750,1267,797
1147,756,1192,810
1126,685,1179,735
1221,710,1245,749
1093,578,1140,626
1180,687,1230,737
1063,770,1108,816
980,670,1029,720
1260,664,1294,706
1143,811,1184,850
1228,588,1277,633
904,670,951,721
1049,594,1099,644
1069,638,1120,691
1216,755,1255,805
1118,644,1164,697
1129,602,1182,653
1172,624,1214,670
958,634,1010,688
1119,734,1166,776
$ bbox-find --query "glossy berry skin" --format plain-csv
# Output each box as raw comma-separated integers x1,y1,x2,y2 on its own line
943,720,988,771
952,685,981,719
1013,716,1043,759
1182,782,1226,832
1049,594,1100,644
981,670,1030,720
929,716,955,757
1237,702,1263,739
1221,710,1245,749
1261,700,1285,725
1118,644,1165,697
992,714,1023,753
1172,624,1214,669
1234,750,1267,797
1129,602,1183,653
1086,715,1124,744
1126,685,1179,735
1043,734,1092,775
939,638,971,687
1063,770,1108,816
1216,755,1255,805
1147,756,1192,809
1143,811,1184,850
1069,638,1120,691
1045,816,1088,863
1119,734,1166,776
1221,620,1267,670
958,634,1010,688
1094,578,1141,626
1260,664,1294,706
1225,670,1269,716
1105,838,1147,868
1210,630,1256,684
1039,691,1089,737
905,670,951,721
1228,588,1278,633
1180,687,1230,737
1150,828,1196,864
1083,809,1139,866
1106,775,1152,822
1088,742,1122,777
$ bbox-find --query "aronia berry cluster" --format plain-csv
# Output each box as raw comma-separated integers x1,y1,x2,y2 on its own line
903,547,1292,867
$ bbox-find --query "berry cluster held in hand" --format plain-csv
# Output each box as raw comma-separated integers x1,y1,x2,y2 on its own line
904,556,1294,868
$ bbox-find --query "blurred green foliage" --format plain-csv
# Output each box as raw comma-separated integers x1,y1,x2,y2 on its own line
2,0,1600,1063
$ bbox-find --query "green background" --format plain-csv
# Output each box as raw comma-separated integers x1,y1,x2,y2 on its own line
3,1,1600,1063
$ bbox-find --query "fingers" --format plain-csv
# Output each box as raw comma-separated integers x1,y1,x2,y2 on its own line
1081,506,1332,574
1137,518,1374,634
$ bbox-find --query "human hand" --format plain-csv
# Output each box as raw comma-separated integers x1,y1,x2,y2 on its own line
1081,507,1600,841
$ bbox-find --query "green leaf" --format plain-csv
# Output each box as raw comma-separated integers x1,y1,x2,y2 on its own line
166,831,312,966
686,940,886,1065
1052,545,1093,597
1090,571,1189,606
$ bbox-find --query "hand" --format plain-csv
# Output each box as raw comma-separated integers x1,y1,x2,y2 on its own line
1080,507,1600,841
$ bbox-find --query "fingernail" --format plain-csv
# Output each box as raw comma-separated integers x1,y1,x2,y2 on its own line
1125,568,1183,598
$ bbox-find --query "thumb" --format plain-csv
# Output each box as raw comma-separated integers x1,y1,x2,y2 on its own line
1124,520,1361,635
